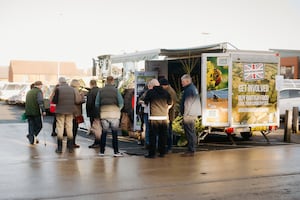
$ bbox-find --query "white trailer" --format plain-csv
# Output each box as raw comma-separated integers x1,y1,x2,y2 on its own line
201,50,280,143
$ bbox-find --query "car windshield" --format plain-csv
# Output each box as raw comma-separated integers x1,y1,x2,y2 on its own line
5,84,22,90
280,89,300,99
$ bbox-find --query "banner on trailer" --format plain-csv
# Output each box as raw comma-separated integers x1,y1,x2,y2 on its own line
202,55,229,126
231,61,278,126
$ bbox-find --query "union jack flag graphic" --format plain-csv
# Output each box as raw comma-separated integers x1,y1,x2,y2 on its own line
243,63,264,81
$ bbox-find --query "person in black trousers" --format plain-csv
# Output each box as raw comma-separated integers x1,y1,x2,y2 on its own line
86,80,100,148
143,79,172,158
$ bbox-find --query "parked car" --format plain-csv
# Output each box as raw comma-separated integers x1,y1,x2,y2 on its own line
0,81,7,90
279,88,300,119
0,82,25,101
7,84,52,111
7,83,31,105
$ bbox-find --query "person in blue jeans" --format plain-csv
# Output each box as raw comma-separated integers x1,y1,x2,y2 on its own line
25,81,46,145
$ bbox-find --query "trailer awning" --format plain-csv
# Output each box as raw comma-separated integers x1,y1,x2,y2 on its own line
160,42,229,59
110,49,161,64
101,42,237,64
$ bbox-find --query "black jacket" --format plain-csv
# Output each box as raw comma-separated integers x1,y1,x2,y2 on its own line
86,86,99,118
144,86,172,120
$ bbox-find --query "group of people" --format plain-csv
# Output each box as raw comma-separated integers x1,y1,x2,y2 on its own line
24,73,201,158
139,74,201,158
25,76,124,157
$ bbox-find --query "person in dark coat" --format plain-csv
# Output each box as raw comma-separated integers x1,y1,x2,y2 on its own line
25,81,46,145
159,78,178,153
86,79,100,148
143,79,172,158
51,77,77,154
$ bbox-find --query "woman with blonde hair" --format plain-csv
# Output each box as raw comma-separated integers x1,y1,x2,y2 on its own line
70,79,85,148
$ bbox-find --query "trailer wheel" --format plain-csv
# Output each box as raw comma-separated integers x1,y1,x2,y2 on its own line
240,132,252,140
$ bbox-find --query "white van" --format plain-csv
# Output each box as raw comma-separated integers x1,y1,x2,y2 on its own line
279,88,300,119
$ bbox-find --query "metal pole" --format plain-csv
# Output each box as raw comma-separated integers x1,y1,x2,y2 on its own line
284,110,292,143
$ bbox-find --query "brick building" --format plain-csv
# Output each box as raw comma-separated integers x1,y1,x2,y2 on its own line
8,60,84,85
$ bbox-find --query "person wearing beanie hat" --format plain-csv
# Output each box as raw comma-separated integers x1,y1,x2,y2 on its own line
159,78,178,153
159,78,169,86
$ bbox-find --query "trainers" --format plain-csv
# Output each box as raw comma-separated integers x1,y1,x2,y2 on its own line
98,153,105,157
113,152,123,157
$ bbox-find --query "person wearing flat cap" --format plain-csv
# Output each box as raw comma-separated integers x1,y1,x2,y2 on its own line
25,80,46,145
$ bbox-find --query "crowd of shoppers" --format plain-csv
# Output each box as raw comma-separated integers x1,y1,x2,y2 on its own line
25,74,201,158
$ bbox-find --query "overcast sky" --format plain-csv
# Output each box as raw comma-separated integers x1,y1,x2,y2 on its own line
0,0,299,69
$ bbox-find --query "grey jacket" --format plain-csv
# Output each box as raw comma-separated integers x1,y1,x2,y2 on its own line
180,83,201,117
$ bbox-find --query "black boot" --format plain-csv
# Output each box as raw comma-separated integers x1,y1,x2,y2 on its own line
55,139,63,154
67,139,74,153
88,139,100,148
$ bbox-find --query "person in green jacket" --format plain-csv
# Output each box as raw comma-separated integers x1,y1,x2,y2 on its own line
25,81,46,145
